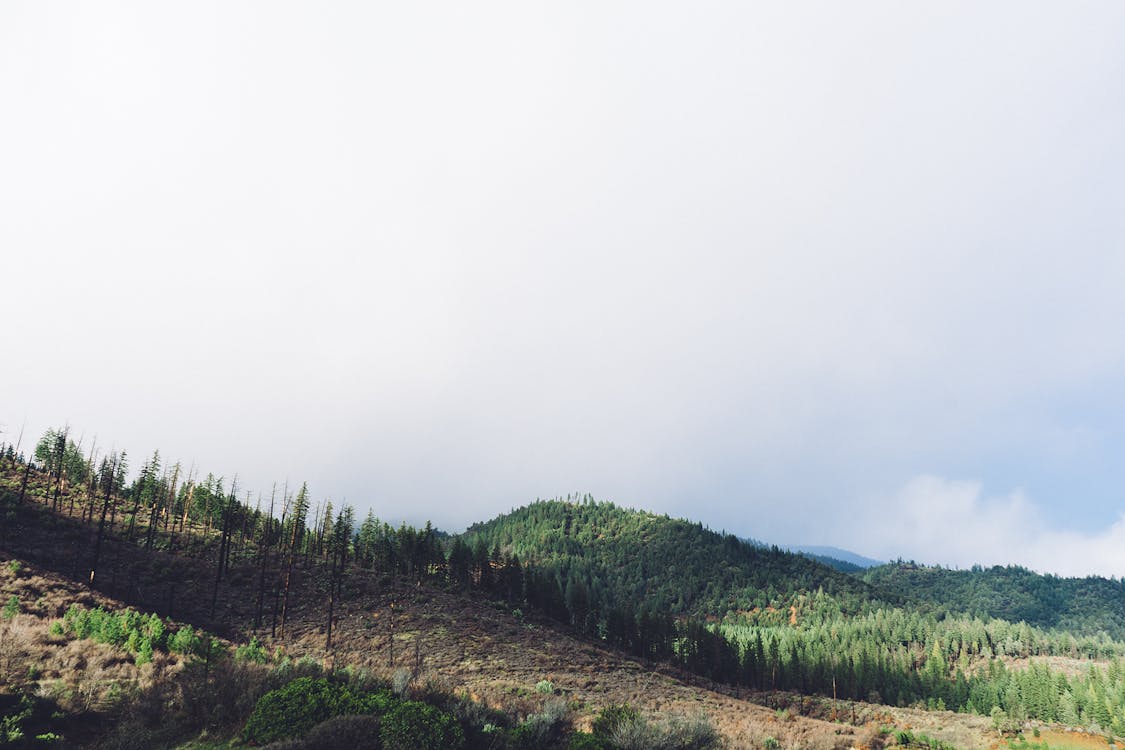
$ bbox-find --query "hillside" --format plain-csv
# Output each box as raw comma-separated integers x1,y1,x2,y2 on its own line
1,549,1004,750
3,436,1125,747
862,562,1125,641
0,459,991,750
462,498,885,620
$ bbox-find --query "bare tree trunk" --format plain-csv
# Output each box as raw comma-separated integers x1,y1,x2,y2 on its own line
254,485,276,630
50,429,67,512
271,583,280,638
279,544,297,638
163,464,176,535
68,434,87,518
17,459,32,504
89,456,118,586
210,481,237,620
78,439,97,520
326,547,338,651
13,418,25,459
388,601,395,668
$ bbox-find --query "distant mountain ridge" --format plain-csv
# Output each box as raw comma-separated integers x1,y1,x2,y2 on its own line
785,545,884,571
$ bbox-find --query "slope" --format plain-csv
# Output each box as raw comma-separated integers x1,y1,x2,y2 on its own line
863,562,1125,641
462,498,886,620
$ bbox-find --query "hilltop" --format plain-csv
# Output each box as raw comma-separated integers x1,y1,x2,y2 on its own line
462,498,884,619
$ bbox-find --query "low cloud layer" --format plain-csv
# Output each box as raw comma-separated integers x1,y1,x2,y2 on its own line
848,475,1125,577
3,3,1125,578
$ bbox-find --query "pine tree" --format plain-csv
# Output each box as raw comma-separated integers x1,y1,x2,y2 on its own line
279,482,310,637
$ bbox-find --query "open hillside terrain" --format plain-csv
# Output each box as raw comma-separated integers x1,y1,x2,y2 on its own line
1,433,1124,749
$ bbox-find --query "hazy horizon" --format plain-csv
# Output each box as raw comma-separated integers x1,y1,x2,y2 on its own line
4,2,1125,578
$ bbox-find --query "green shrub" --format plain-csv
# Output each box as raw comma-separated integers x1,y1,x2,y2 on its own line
60,604,173,661
3,595,19,619
514,697,570,746
136,639,154,666
235,636,270,664
379,700,464,750
169,626,202,656
568,734,612,750
662,714,720,750
303,714,383,750
242,677,390,745
592,704,639,739
604,711,720,750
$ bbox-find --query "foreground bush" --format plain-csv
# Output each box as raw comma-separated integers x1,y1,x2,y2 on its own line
606,711,720,750
62,604,169,663
242,676,393,744
379,700,465,750
303,714,383,750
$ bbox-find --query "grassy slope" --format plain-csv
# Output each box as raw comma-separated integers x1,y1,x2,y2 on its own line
8,464,1125,748
2,549,1000,750
0,463,1005,749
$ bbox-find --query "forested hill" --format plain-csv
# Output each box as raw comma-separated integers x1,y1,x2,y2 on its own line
863,562,1125,640
462,498,886,619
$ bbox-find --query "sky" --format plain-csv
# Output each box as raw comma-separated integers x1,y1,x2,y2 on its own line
3,2,1125,577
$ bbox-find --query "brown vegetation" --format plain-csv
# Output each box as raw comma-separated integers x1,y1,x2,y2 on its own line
0,464,1014,748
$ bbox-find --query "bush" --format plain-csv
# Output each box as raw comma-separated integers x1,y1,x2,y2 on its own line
168,626,202,657
514,697,570,746
592,704,640,739
242,677,392,745
235,637,270,664
568,734,612,750
662,714,720,750
304,714,383,750
607,711,720,750
379,700,464,750
60,605,169,658
3,595,19,620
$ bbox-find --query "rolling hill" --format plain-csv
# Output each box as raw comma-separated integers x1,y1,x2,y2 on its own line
462,497,885,620
863,561,1125,641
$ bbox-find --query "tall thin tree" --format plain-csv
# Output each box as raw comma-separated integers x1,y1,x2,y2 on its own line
279,482,309,638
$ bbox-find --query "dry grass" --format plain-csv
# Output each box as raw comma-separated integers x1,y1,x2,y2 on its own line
0,469,1013,749
0,552,192,720
259,578,1004,750
1036,729,1117,750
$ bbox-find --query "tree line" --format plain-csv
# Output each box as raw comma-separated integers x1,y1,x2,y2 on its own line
2,430,1124,737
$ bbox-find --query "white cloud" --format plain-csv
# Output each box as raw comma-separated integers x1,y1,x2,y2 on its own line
850,475,1125,577
2,3,1125,574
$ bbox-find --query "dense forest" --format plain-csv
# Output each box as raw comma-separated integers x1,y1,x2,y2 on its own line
863,562,1125,641
3,427,1125,746
462,497,881,617
459,498,1125,735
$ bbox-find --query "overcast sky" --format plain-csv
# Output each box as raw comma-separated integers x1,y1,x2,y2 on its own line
3,2,1125,577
